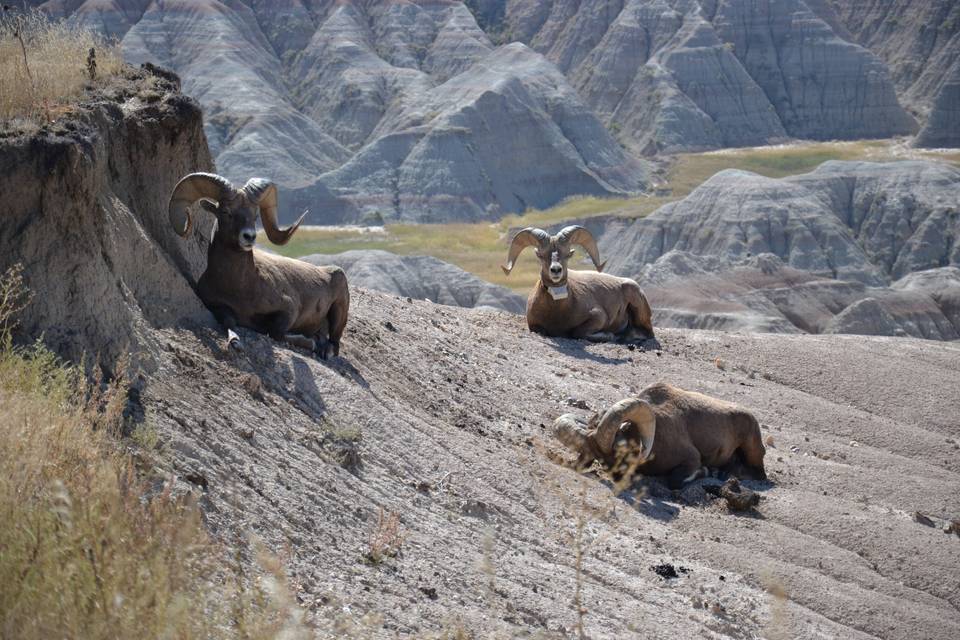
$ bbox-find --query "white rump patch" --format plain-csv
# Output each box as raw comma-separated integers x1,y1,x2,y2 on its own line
548,285,568,300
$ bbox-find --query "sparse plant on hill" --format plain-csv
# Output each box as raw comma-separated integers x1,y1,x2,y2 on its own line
365,507,406,564
0,8,122,121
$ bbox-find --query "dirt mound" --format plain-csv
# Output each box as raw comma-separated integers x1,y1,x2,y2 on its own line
0,65,215,371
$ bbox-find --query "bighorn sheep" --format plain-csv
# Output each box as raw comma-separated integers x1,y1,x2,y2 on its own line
553,383,766,489
501,226,653,342
168,172,349,358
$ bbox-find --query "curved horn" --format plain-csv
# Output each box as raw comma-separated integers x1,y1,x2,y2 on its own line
242,178,305,246
553,414,592,452
168,173,234,237
501,227,550,275
594,398,655,460
556,225,605,272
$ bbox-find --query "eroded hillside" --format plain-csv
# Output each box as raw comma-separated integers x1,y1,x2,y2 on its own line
27,0,958,224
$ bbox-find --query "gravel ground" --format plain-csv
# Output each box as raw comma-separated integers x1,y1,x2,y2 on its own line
144,288,960,639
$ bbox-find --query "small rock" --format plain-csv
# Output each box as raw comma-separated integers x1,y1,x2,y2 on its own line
650,563,679,579
947,520,960,537
459,499,489,519
242,373,262,397
239,427,255,440
419,586,438,600
914,512,936,528
679,482,708,506
565,397,590,410
710,478,760,511
849,440,860,447
415,480,432,494
183,471,208,491
384,321,397,332
765,435,775,447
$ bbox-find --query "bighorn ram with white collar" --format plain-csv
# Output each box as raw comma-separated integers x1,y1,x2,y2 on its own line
501,226,653,342
168,172,349,358
554,383,766,489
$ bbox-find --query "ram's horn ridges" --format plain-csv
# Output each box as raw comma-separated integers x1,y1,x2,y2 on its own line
501,227,551,275
594,398,655,460
556,225,605,272
168,172,234,237
243,178,304,246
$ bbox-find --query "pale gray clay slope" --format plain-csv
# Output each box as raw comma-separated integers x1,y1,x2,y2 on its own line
914,65,960,149
604,161,960,284
500,0,917,154
38,0,647,224
820,0,960,148
34,0,957,227
301,250,526,314
4,71,960,640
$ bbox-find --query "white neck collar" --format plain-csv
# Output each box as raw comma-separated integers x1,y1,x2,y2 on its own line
547,284,568,300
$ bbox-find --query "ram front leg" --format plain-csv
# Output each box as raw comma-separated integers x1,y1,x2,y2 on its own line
211,305,244,352
570,308,610,340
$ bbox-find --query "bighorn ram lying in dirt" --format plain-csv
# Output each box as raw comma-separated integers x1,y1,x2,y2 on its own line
168,173,349,358
501,226,653,342
553,383,766,489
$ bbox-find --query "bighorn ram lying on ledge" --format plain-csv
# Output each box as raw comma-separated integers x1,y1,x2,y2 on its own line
501,225,653,342
168,173,349,358
554,383,766,489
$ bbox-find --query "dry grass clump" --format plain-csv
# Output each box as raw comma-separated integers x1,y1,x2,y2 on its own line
0,266,307,639
0,8,123,121
364,507,407,564
0,267,219,638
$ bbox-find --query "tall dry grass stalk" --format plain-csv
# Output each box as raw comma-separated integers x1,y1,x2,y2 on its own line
0,266,308,639
0,8,123,121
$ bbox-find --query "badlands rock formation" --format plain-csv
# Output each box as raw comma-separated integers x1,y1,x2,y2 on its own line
301,250,526,313
501,0,917,154
30,0,957,227
819,0,960,148
36,0,647,224
589,160,960,338
0,66,216,371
